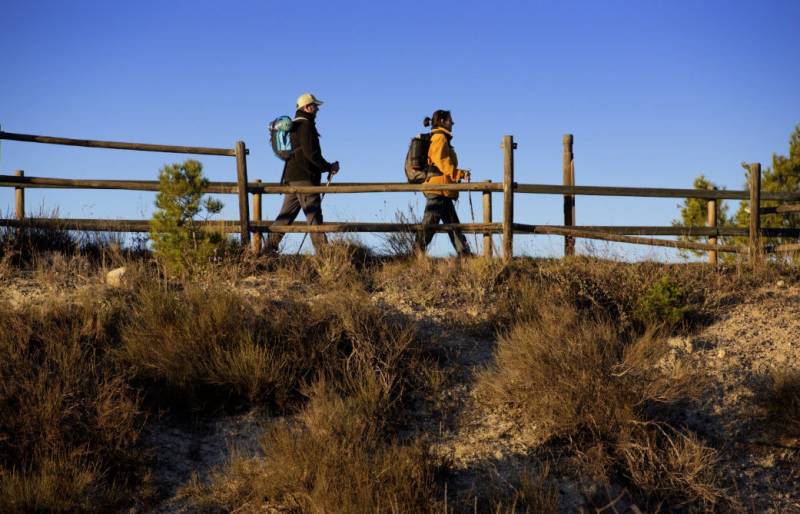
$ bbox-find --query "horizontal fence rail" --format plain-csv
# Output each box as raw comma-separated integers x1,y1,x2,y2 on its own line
1,130,253,244
0,218,502,235
0,131,243,156
8,174,800,202
514,224,744,253
0,176,238,193
4,216,798,239
515,183,800,201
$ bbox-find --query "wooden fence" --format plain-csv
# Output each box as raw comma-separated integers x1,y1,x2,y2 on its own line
2,129,800,261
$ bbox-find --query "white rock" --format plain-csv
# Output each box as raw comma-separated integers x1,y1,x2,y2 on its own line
717,349,726,359
106,267,127,288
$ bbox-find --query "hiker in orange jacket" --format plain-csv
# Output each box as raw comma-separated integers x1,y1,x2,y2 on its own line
416,110,472,256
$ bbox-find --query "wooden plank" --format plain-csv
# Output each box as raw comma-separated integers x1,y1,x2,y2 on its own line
252,179,262,254
15,170,24,220
563,134,575,256
514,183,800,201
1,216,793,248
708,196,717,265
503,135,515,261
772,243,800,253
0,175,237,193
515,225,739,236
0,218,238,233
235,141,250,245
252,182,503,194
250,222,503,234
760,204,800,215
749,163,761,260
8,175,797,203
483,180,493,258
0,130,239,156
514,224,743,253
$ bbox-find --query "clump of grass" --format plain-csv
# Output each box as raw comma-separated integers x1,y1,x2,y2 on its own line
117,279,420,414
177,295,442,513
181,393,443,513
760,368,800,437
376,254,505,315
490,258,739,336
311,237,376,288
379,206,422,258
0,208,150,271
0,294,145,512
635,276,691,328
477,301,722,510
118,283,324,409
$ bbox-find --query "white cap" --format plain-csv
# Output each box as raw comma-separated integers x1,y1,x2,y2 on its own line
296,93,324,109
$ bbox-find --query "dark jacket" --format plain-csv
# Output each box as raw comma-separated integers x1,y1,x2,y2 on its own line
282,110,333,185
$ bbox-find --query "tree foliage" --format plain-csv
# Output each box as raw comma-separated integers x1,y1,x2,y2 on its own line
150,159,225,277
735,124,800,246
674,124,800,258
672,175,731,257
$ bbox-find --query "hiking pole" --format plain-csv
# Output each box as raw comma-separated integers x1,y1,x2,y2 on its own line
465,169,479,253
295,169,335,255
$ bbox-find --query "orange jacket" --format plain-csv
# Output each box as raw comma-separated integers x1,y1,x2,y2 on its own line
424,127,466,199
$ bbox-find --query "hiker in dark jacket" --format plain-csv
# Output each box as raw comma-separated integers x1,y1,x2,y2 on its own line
266,93,339,253
416,110,472,256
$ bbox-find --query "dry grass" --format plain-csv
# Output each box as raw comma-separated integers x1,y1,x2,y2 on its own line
487,257,779,335
117,277,420,414
477,300,723,510
0,211,148,271
376,254,505,316
175,293,443,513
0,293,146,512
760,368,800,438
180,382,444,514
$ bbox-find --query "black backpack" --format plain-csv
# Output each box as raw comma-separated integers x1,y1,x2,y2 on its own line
404,133,441,183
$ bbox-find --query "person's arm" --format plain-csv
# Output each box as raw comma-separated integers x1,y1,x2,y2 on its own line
429,133,463,181
298,121,333,172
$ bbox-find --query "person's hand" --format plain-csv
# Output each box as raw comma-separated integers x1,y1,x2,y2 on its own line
460,169,471,182
330,161,340,174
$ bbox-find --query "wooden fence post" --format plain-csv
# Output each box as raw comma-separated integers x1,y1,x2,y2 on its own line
15,170,24,220
252,179,262,254
483,180,493,258
563,134,575,256
502,135,516,261
707,188,717,265
235,141,250,246
749,163,761,261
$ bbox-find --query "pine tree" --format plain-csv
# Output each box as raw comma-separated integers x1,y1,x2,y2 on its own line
671,175,731,258
735,124,800,248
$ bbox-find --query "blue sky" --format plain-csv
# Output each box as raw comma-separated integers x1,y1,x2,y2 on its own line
2,0,798,257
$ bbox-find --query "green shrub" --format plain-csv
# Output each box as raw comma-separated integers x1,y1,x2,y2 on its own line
150,159,225,278
636,276,691,327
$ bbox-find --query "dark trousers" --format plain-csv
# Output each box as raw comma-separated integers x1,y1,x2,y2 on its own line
266,180,327,252
416,195,472,256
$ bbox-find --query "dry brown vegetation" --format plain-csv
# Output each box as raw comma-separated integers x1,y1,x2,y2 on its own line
477,304,722,510
1,228,798,513
0,291,146,512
